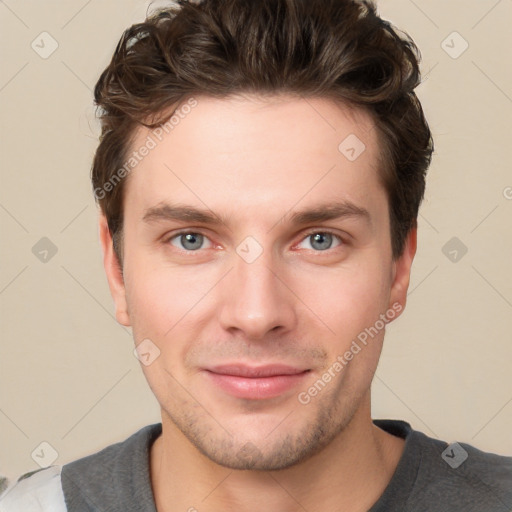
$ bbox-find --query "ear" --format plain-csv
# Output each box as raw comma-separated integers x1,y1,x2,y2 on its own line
388,225,417,316
98,214,131,326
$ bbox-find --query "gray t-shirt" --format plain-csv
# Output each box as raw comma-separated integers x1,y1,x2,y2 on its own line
2,420,511,511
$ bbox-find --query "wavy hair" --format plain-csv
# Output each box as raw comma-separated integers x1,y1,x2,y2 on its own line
92,0,434,264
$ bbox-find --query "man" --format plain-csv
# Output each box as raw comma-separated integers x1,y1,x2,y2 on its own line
1,0,511,510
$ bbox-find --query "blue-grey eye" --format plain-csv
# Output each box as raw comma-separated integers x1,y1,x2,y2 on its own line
298,232,342,251
170,232,209,251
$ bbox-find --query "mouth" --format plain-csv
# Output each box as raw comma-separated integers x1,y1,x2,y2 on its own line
203,364,311,400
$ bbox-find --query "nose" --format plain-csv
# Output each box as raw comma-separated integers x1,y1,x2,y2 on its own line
217,248,298,340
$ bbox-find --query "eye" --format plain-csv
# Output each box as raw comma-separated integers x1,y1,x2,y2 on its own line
168,232,213,251
296,231,343,251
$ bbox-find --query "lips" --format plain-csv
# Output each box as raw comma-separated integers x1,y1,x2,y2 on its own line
203,364,310,399
207,364,308,378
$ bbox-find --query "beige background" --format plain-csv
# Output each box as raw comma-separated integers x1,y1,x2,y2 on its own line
1,0,511,482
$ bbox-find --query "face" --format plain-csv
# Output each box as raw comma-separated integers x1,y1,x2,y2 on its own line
100,94,415,470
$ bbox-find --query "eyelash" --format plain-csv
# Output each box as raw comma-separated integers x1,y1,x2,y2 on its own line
163,229,348,254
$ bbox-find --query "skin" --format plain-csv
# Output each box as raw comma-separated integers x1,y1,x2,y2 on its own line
99,94,417,512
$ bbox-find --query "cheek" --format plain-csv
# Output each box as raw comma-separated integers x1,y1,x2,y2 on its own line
310,273,389,390
124,260,213,342
304,262,390,336
123,262,173,339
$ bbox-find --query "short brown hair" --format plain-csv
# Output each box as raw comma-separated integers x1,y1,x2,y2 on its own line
91,0,433,265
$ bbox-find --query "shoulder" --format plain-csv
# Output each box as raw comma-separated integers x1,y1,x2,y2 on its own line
61,423,161,510
411,429,512,509
373,419,512,511
62,422,161,480
0,423,162,512
0,466,66,512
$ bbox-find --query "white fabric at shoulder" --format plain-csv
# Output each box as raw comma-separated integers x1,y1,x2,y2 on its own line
0,466,66,512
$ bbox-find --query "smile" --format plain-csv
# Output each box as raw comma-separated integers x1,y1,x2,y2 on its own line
203,364,311,400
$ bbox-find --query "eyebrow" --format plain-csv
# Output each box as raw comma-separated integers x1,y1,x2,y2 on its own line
142,200,372,228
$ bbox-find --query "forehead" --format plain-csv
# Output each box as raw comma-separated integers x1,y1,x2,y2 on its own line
123,94,385,223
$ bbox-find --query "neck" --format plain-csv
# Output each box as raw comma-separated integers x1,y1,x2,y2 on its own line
150,396,404,512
